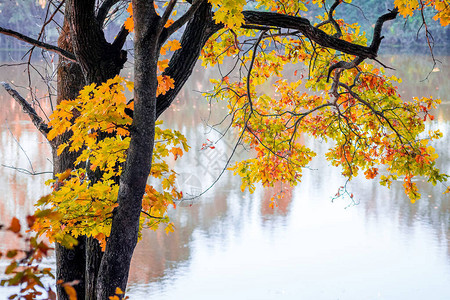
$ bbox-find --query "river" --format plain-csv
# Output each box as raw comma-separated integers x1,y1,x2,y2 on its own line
0,53,449,299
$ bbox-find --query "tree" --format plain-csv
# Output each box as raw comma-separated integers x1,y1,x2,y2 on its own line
0,0,449,299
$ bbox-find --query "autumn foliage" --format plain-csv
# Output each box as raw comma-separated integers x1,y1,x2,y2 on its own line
34,76,188,250
200,1,448,202
1,0,450,299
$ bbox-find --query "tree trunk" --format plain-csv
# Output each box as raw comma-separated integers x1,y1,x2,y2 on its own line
53,4,124,296
96,1,160,297
54,19,88,300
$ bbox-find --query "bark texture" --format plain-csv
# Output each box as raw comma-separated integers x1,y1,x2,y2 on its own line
96,1,159,298
242,9,398,60
66,0,126,84
54,18,87,300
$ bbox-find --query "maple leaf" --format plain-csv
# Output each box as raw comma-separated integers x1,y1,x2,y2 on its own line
157,75,175,96
124,3,134,32
157,59,169,72
8,217,21,233
170,147,183,160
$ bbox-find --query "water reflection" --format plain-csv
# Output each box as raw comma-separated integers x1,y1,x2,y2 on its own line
0,54,449,299
127,55,450,299
0,63,53,252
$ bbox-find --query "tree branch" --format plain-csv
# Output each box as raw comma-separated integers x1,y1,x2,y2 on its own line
164,0,205,38
1,82,50,137
96,0,120,25
242,8,398,59
67,0,126,83
325,8,398,83
156,1,217,118
0,26,76,62
370,7,399,52
315,0,342,38
160,0,178,32
327,56,364,82
112,25,129,50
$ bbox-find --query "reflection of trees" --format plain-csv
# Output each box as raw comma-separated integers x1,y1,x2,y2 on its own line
1,55,448,286
128,121,294,284
382,55,450,104
306,127,449,259
0,64,52,252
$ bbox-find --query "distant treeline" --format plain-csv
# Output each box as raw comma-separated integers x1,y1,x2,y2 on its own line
0,0,448,56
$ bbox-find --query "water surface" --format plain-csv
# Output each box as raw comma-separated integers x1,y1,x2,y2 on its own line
0,54,449,299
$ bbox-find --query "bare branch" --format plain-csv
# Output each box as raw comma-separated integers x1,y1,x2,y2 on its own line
1,82,50,137
369,7,399,52
140,210,165,219
165,0,204,38
247,30,267,110
160,0,178,31
243,7,398,59
0,27,76,62
97,0,121,25
1,165,52,176
327,56,364,82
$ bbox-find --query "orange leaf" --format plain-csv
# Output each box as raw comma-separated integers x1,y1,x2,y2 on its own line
157,75,175,96
164,19,174,28
167,40,181,51
170,147,183,160
157,59,169,72
8,217,21,233
124,3,134,32
26,215,36,228
63,285,77,300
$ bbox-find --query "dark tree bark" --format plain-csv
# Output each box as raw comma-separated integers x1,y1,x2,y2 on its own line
95,1,160,298
53,18,87,300
60,2,128,299
66,0,126,84
54,2,127,298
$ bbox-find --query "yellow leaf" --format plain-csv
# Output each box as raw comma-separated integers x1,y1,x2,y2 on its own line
125,80,134,92
157,59,169,72
57,143,69,156
56,169,72,181
164,222,175,234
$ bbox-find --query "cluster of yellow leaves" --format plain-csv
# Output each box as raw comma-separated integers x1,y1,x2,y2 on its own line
208,0,246,28
35,76,189,249
395,0,450,26
201,2,448,202
255,0,309,15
